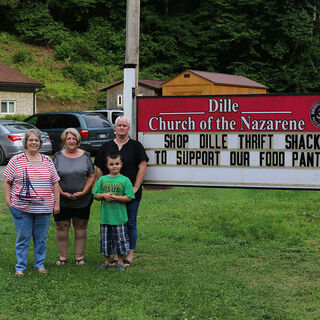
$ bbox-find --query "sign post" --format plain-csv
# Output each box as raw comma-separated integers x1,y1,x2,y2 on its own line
124,0,140,138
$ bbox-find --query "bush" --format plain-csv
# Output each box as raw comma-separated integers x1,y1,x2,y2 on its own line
63,63,94,86
54,36,98,63
12,48,33,64
1,114,30,121
14,1,68,45
92,66,110,83
54,18,125,67
95,91,107,109
0,32,10,44
45,82,86,102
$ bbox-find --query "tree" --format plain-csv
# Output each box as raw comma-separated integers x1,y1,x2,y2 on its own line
1,0,320,92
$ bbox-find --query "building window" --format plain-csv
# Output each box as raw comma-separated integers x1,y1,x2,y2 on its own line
1,101,16,114
117,94,123,107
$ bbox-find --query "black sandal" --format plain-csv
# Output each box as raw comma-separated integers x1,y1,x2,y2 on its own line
75,258,85,265
109,259,118,267
56,259,67,266
123,259,132,267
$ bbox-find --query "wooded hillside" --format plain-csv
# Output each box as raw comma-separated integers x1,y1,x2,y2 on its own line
0,0,319,108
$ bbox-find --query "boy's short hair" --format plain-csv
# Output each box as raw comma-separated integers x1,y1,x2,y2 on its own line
106,152,122,162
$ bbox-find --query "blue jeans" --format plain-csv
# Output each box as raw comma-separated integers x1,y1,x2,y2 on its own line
10,206,51,271
126,199,140,250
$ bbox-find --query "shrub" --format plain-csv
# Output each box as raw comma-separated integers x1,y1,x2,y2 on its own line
45,82,86,102
12,48,33,64
63,63,94,86
95,92,107,109
54,36,98,63
1,114,30,121
0,32,10,44
14,2,68,45
54,18,125,67
92,66,110,83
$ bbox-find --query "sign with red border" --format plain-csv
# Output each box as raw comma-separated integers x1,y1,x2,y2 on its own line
137,94,320,189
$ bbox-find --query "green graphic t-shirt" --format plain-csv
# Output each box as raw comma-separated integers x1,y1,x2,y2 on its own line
94,174,135,225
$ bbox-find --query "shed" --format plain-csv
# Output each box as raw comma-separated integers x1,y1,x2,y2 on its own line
100,79,165,109
162,69,267,96
0,62,45,116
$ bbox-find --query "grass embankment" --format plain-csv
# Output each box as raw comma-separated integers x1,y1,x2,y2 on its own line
0,187,320,319
0,32,122,111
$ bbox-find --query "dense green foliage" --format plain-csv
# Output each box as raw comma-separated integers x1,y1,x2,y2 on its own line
0,0,320,96
1,114,30,121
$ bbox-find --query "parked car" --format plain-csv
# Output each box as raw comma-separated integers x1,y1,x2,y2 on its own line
0,120,52,165
85,109,123,125
24,112,114,154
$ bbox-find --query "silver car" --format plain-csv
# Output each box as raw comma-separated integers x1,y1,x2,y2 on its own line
0,120,52,165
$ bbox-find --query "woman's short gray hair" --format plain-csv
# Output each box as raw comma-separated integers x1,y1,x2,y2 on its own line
61,128,81,147
24,128,43,149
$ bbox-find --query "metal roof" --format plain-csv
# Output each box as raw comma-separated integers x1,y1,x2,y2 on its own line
187,69,268,89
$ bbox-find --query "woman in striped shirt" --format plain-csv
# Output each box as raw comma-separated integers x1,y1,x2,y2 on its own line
3,129,60,276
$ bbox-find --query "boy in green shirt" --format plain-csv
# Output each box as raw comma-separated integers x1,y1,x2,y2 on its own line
94,152,135,272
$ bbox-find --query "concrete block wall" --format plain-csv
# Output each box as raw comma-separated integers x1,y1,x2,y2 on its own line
0,89,34,116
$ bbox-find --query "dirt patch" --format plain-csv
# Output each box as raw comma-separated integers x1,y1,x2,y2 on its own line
37,101,88,112
143,185,173,191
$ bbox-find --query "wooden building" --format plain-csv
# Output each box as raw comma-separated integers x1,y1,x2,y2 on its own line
162,69,267,96
0,62,44,116
100,79,165,109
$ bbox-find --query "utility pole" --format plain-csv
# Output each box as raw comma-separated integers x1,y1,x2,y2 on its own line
124,0,140,139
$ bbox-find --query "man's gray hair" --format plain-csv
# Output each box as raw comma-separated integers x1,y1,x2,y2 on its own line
115,116,130,126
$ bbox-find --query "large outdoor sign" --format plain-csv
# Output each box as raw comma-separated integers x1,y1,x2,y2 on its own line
137,94,320,189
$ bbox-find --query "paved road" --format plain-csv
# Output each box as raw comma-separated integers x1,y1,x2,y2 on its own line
0,165,5,180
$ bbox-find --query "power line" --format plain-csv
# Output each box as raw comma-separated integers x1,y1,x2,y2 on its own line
304,0,320,15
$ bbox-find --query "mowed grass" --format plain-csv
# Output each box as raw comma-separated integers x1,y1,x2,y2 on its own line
1,187,320,320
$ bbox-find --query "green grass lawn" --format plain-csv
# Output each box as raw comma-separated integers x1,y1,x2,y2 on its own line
1,186,320,320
